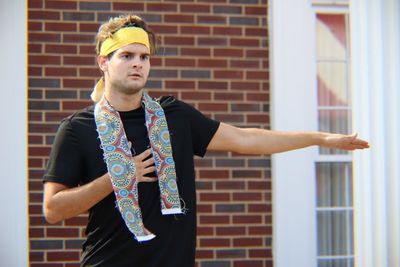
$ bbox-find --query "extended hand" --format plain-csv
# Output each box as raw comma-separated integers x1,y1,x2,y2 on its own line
322,133,370,151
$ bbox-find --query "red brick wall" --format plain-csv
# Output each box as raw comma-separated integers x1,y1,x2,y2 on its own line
28,1,271,266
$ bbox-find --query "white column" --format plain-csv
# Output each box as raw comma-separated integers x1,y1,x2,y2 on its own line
270,1,318,267
0,0,28,266
350,0,400,267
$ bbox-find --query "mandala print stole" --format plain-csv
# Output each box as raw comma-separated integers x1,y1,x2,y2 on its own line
94,92,182,242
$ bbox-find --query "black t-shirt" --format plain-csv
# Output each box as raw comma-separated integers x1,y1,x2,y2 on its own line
44,96,220,267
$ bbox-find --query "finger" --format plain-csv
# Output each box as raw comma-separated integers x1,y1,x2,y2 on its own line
134,148,152,161
138,176,158,183
128,141,132,149
142,157,155,168
142,166,156,175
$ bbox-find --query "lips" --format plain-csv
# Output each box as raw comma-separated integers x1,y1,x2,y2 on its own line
129,73,142,78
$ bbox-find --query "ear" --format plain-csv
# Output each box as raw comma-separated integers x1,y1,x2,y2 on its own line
97,55,108,72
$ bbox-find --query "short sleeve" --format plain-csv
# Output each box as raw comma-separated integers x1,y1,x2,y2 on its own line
178,100,220,157
43,118,83,187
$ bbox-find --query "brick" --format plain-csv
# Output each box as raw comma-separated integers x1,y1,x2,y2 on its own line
28,158,43,168
201,261,231,267
198,103,228,111
248,226,272,235
181,70,211,79
65,239,85,249
45,44,77,54
29,21,42,31
248,181,270,190
215,159,245,167
31,264,63,267
63,34,95,44
29,204,42,214
29,33,61,43
213,26,242,36
245,27,268,36
246,49,268,58
150,69,178,78
213,5,242,14
216,249,246,258
112,2,145,11
232,192,262,201
165,58,196,67
196,249,214,259
29,67,42,76
195,181,213,190
198,59,227,68
28,44,42,53
214,48,243,57
47,251,80,261
28,134,43,144
200,238,230,247
46,1,77,10
232,170,262,178
145,80,162,89
215,204,245,213
216,226,246,236
197,226,215,236
181,4,210,13
147,3,177,12
29,11,60,20
230,0,258,3
29,89,43,99
249,248,272,258
198,37,227,46
181,91,211,100
233,237,263,247
199,192,230,202
29,0,42,9
79,2,111,11
45,112,74,122
215,70,243,79
63,56,95,65
151,24,178,34
45,22,77,32
231,82,260,90
30,55,61,65
79,45,96,55
28,112,43,122
246,71,268,80
29,78,60,88
165,80,195,89
199,215,230,224
63,79,94,88
79,23,99,32
247,114,269,123
45,90,78,99
63,12,95,21
165,14,194,23
164,36,195,46
245,6,268,15
197,204,213,213
234,260,263,267
230,17,259,26
230,38,260,47
64,216,88,226
45,67,77,77
231,103,260,112
181,48,211,57
62,100,91,110
181,26,211,35
215,181,245,190
30,240,63,250
197,15,226,24
79,67,101,77
247,158,270,167
29,123,59,133
194,158,213,167
214,92,243,101
47,228,79,237
30,251,44,262
214,114,244,123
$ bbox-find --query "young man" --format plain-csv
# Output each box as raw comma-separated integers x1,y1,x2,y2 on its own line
43,15,369,267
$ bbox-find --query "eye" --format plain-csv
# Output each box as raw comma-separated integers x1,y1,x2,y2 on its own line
141,54,150,61
121,54,132,60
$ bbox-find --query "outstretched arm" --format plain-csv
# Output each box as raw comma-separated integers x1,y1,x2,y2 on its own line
207,123,369,154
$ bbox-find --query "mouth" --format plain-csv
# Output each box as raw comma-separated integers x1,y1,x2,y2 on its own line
129,73,142,79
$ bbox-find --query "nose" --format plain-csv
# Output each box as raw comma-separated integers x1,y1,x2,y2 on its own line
132,56,142,69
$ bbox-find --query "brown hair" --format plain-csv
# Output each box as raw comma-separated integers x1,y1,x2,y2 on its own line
95,14,157,55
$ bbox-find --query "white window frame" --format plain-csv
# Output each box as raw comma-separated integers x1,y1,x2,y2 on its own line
0,0,28,266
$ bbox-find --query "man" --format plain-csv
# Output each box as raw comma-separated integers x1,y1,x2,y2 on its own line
43,15,369,267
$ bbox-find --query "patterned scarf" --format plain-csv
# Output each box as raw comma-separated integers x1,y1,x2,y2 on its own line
94,92,182,242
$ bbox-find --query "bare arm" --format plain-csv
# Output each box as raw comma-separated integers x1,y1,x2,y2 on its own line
207,123,369,154
43,149,157,224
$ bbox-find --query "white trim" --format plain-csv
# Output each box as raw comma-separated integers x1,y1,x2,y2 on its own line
350,0,400,266
270,1,318,266
0,0,28,266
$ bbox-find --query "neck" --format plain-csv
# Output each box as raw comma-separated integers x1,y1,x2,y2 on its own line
104,88,143,112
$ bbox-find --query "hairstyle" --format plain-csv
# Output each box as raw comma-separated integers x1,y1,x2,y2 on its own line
95,14,157,55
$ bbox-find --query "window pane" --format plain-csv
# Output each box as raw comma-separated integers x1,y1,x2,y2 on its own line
318,258,354,267
317,210,353,256
316,14,347,60
318,109,351,155
316,162,353,207
317,62,349,107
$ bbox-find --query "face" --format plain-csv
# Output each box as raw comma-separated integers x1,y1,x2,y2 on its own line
99,43,151,96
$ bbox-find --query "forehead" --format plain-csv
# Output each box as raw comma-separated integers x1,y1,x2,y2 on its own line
115,43,150,54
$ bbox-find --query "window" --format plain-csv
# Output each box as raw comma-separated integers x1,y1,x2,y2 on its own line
315,13,354,267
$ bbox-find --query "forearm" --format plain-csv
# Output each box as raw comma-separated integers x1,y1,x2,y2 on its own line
44,173,113,224
239,128,326,154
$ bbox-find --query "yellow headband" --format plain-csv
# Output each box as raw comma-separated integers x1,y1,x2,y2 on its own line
99,26,150,56
91,27,150,102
